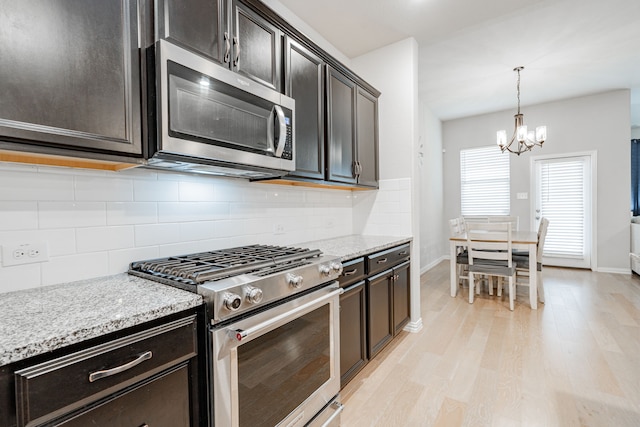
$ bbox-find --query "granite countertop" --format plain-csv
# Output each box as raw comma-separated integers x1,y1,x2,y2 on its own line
297,235,412,260
0,274,203,367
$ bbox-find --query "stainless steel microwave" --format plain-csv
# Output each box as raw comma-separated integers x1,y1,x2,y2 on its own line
145,40,295,179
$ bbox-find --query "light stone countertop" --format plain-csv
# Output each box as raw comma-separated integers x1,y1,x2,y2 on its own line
0,235,410,368
296,235,412,261
0,274,203,367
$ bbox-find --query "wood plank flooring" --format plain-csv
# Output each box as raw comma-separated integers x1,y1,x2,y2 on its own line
340,262,640,426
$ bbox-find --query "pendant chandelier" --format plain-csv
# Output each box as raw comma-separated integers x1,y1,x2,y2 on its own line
497,66,546,155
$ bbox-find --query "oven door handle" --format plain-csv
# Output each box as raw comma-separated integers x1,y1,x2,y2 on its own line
230,287,342,344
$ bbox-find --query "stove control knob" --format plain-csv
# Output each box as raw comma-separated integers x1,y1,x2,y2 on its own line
330,262,343,275
223,292,242,311
319,265,331,276
245,287,263,304
287,273,304,289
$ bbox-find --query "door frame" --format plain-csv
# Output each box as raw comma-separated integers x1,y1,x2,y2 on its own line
529,150,597,270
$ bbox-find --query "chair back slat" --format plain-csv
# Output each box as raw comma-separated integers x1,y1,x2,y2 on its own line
537,217,550,260
466,222,513,267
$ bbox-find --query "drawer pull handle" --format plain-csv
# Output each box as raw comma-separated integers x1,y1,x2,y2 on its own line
398,251,408,256
376,258,388,264
88,351,153,383
343,269,358,276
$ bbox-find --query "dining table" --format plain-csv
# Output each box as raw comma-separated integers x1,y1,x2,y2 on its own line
449,230,539,309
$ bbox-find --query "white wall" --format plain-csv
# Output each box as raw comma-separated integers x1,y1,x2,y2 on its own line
0,163,356,293
443,90,631,272
350,38,422,330
418,101,444,272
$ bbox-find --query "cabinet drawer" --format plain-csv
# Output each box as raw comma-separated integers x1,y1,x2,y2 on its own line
15,316,197,427
338,258,366,288
367,244,410,276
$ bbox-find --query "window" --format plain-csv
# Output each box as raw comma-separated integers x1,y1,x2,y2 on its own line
460,146,510,216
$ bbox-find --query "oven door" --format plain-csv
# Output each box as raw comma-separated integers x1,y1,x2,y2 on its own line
211,284,342,427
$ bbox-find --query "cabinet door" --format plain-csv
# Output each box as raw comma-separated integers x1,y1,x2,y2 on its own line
339,281,367,388
356,87,379,188
58,366,191,426
231,0,282,91
393,261,411,335
367,272,393,359
156,0,226,65
326,66,357,185
285,38,325,180
0,0,142,155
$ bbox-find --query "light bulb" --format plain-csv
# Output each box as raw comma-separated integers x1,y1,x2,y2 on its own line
497,130,507,147
517,125,528,142
536,126,547,142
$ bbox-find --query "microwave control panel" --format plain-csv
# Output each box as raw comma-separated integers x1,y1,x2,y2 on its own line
281,116,293,160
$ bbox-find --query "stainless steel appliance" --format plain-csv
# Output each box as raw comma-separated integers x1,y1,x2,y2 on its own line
129,245,344,427
146,40,295,179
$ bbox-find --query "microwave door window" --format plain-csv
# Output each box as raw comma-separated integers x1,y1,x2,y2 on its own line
168,73,272,154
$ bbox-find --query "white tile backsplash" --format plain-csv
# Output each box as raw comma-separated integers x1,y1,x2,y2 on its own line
0,164,412,293
39,201,107,229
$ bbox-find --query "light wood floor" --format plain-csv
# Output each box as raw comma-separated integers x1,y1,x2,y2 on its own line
340,261,640,426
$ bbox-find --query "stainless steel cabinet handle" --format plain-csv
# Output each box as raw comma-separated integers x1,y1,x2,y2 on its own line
398,251,408,256
343,269,358,276
233,36,240,67
376,258,388,264
88,351,153,382
223,32,230,63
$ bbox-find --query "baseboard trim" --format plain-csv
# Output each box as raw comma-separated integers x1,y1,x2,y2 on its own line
596,267,631,275
420,256,447,274
404,318,423,333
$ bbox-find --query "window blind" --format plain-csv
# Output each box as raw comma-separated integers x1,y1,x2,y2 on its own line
539,158,585,259
460,146,510,216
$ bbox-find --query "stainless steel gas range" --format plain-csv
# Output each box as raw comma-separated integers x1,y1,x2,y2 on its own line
129,244,344,427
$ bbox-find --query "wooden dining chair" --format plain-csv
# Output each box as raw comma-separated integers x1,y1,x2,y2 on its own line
466,222,517,310
449,217,469,286
513,217,549,303
488,215,519,231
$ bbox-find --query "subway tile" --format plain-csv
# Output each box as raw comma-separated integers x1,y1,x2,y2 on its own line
179,221,218,241
115,167,158,180
213,181,247,202
41,252,109,286
106,202,157,225
135,223,181,246
0,229,76,256
108,246,160,275
76,226,134,253
0,170,74,201
0,162,38,173
0,263,42,293
0,201,38,231
39,202,106,229
74,177,134,201
158,202,229,223
179,181,216,201
38,164,108,177
134,180,179,202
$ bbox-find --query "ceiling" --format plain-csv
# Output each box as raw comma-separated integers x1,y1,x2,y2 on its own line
277,0,640,127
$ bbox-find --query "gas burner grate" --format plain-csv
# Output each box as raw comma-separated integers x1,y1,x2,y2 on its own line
129,244,321,284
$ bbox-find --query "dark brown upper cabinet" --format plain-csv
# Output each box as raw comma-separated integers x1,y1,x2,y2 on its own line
0,0,142,156
156,0,226,65
230,0,282,91
284,38,325,180
326,66,379,188
326,66,358,185
156,0,281,91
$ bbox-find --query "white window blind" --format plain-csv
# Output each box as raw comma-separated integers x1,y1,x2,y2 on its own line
539,158,585,259
460,146,510,216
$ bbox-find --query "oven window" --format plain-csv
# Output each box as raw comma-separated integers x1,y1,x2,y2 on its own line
237,305,330,427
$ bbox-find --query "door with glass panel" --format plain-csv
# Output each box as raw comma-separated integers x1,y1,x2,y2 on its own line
533,154,593,268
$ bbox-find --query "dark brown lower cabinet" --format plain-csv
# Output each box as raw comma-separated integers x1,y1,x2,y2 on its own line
339,280,367,387
1,308,204,427
393,261,411,334
367,272,394,360
58,365,190,426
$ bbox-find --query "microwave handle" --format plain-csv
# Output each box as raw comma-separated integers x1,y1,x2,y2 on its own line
274,105,287,157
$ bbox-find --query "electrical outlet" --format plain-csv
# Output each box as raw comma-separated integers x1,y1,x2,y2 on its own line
2,242,50,267
273,223,285,235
